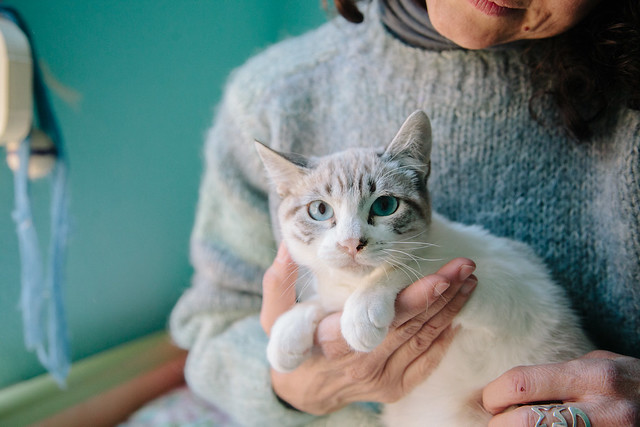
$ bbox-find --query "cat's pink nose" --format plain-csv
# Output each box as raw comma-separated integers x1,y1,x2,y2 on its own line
338,238,368,256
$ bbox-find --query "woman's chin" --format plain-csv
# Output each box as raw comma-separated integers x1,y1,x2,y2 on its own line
427,0,521,49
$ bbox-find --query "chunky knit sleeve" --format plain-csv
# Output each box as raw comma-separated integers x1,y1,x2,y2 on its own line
170,80,275,349
167,67,315,423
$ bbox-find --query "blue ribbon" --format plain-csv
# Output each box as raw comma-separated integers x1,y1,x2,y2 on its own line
2,6,71,386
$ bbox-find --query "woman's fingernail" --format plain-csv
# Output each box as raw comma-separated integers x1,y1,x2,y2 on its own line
461,276,478,295
434,281,450,297
459,264,476,281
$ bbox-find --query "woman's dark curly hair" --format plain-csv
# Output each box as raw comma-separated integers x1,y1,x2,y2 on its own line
331,0,640,140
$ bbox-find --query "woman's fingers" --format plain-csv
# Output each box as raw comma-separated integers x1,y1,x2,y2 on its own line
483,355,621,415
316,258,477,362
354,260,477,393
483,352,640,427
315,312,352,359
393,258,476,326
386,274,477,390
483,362,583,414
260,244,298,336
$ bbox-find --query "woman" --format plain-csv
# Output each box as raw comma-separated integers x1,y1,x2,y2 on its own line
168,0,639,425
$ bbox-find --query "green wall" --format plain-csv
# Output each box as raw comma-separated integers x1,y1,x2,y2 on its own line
0,0,325,388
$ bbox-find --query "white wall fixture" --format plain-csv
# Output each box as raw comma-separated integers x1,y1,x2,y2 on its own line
0,15,32,146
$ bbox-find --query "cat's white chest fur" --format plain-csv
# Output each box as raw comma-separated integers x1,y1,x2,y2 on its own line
313,266,390,312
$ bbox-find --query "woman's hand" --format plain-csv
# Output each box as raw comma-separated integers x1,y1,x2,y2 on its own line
260,244,477,415
483,350,640,426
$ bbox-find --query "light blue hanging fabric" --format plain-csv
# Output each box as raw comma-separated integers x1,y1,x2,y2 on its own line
2,6,71,386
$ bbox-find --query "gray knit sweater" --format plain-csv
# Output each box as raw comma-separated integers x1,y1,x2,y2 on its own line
170,3,640,425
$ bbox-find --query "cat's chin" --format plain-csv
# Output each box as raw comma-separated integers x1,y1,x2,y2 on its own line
335,259,377,275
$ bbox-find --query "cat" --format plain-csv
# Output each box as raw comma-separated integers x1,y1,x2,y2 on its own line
255,110,593,426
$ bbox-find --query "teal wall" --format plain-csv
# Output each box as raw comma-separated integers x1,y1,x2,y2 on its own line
0,1,325,388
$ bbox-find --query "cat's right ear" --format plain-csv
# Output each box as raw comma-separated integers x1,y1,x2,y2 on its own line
384,110,432,169
255,140,308,197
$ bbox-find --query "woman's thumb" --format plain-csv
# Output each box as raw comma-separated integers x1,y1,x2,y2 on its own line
260,243,298,335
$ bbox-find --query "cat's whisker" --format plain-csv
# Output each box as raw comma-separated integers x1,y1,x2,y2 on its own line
397,241,435,247
384,248,422,266
383,258,417,284
292,270,314,302
387,242,439,251
423,280,452,312
393,230,437,245
278,266,310,300
387,240,435,246
384,248,442,264
383,253,423,283
381,233,437,249
387,260,423,284
405,229,428,239
383,253,424,281
382,266,390,281
295,272,315,302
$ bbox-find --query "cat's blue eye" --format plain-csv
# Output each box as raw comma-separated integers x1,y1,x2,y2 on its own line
371,196,399,217
308,200,334,221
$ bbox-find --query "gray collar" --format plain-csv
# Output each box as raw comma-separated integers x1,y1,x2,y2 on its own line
379,0,460,50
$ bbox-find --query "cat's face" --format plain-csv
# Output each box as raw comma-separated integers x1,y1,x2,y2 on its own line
257,111,433,276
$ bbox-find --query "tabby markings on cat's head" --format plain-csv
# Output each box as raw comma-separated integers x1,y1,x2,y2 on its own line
256,110,433,275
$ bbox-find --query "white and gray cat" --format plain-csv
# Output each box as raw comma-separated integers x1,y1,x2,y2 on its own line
256,110,593,426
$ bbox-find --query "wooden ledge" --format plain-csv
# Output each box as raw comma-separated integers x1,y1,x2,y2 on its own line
0,332,187,427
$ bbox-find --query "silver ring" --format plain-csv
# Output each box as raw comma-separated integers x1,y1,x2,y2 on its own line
531,405,591,427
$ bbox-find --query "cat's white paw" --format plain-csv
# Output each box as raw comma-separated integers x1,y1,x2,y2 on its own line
341,293,395,352
266,304,320,373
267,332,312,373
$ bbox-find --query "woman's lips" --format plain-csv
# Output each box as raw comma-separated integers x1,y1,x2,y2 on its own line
468,0,521,16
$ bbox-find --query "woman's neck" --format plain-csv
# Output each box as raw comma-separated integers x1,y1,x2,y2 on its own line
378,0,460,50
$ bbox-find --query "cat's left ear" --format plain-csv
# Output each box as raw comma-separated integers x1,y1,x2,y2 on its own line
384,110,432,177
255,140,308,197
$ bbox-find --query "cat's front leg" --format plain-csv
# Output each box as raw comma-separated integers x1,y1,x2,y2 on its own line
341,284,401,353
267,298,326,373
